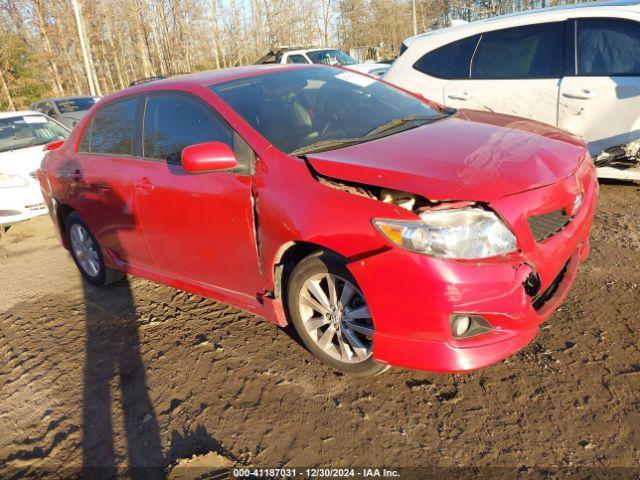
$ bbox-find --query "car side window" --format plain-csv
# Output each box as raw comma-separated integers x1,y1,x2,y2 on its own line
143,93,234,165
44,102,57,118
577,19,640,76
78,97,137,155
413,35,479,79
471,23,563,79
286,54,309,64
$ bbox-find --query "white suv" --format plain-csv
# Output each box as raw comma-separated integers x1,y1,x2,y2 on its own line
385,1,640,180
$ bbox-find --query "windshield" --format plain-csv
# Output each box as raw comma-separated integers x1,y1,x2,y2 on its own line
55,97,98,113
210,67,446,154
306,50,358,66
0,115,69,153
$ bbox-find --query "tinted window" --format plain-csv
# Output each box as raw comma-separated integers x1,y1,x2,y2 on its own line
286,54,309,64
81,97,137,155
413,36,478,79
143,94,233,163
577,19,640,76
55,97,98,113
44,102,57,117
471,23,563,79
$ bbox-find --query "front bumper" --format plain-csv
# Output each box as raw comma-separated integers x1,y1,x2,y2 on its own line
0,184,48,225
348,165,598,373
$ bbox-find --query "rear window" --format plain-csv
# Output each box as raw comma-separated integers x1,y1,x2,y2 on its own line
577,19,640,76
79,97,137,155
471,23,563,79
55,97,98,113
413,36,478,79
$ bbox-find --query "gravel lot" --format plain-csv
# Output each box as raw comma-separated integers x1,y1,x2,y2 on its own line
1,182,639,478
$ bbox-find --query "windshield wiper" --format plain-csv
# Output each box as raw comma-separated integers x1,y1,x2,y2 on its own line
289,138,363,156
364,114,442,137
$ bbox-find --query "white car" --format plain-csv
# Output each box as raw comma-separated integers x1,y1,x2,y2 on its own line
0,111,69,226
385,0,640,180
256,47,390,77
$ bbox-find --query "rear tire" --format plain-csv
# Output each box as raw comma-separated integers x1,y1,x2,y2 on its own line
286,251,389,377
66,213,124,287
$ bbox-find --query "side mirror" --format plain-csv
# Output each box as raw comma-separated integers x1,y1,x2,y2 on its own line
181,141,237,173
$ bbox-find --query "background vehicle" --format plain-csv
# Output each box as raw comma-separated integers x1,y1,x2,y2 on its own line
38,65,596,376
256,47,389,76
386,0,640,181
30,96,100,129
0,111,69,227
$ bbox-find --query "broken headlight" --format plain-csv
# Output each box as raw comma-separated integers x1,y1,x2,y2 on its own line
373,208,517,259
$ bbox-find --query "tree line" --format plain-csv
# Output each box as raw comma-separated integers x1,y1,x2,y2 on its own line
1,0,586,111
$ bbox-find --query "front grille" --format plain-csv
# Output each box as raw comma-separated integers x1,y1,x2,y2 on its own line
532,261,569,311
528,208,571,242
29,171,37,179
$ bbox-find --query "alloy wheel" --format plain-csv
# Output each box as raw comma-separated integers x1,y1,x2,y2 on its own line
70,223,100,278
298,273,374,364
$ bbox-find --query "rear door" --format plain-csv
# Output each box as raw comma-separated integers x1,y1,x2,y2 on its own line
133,91,263,297
443,22,564,126
71,95,156,270
558,17,640,155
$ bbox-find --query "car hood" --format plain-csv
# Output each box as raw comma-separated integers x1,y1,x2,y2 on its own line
0,144,47,176
305,110,587,202
346,63,390,75
60,111,87,127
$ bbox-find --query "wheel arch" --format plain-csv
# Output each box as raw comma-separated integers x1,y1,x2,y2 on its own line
272,240,347,301
55,202,75,249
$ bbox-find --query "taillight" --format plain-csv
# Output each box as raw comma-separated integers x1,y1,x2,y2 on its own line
44,140,65,151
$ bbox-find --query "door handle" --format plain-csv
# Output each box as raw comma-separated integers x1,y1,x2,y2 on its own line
562,89,599,100
134,177,155,193
447,92,470,101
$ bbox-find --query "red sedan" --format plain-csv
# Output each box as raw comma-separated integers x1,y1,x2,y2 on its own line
37,65,597,376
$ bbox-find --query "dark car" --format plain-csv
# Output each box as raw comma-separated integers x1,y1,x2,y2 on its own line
30,96,100,129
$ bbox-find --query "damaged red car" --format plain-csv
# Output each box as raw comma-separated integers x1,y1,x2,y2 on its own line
38,65,598,376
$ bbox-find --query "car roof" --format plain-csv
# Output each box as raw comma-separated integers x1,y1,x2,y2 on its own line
404,0,640,45
34,96,96,103
0,110,45,120
101,64,323,102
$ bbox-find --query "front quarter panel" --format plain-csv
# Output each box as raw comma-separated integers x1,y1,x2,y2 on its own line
255,149,417,292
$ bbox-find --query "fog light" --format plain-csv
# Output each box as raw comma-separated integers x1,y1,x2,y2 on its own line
572,192,583,214
453,315,471,337
450,314,493,339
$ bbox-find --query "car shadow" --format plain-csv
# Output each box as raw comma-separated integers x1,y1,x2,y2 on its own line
59,158,165,478
81,279,165,479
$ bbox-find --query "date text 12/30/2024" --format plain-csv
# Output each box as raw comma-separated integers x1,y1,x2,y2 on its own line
232,468,400,478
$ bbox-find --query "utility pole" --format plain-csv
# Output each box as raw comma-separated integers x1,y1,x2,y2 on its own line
70,0,97,96
412,0,418,36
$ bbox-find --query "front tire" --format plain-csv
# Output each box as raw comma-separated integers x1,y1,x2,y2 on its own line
286,251,389,377
66,213,124,286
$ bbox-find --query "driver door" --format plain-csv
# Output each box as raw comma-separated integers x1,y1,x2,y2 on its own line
133,92,263,297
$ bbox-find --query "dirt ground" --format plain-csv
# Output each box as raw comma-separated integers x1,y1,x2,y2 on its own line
1,182,639,478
